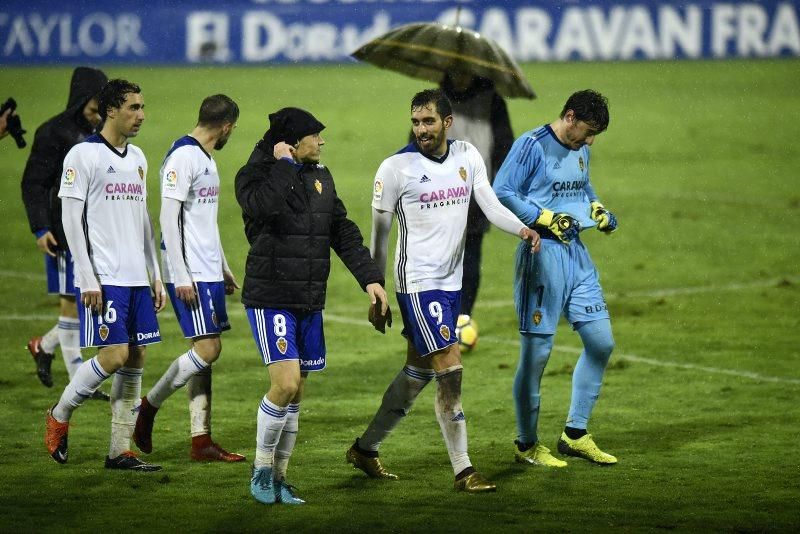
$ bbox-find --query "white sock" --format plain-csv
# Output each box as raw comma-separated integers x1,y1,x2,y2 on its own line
255,397,287,469
52,356,110,422
41,323,60,354
359,365,434,451
274,403,300,480
58,316,83,379
188,367,212,437
434,365,471,476
109,367,143,458
146,349,209,408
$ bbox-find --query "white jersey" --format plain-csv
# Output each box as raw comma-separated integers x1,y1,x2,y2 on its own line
160,136,223,283
372,139,489,293
58,134,150,287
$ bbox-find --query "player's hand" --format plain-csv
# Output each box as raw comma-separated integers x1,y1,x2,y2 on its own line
223,270,240,295
518,227,541,253
175,284,197,306
0,107,10,139
535,209,580,244
366,282,392,334
590,201,618,233
153,280,167,313
36,231,58,257
273,141,295,161
81,289,103,314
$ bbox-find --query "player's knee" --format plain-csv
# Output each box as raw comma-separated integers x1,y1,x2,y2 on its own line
193,336,221,363
270,376,301,404
98,345,130,372
59,296,78,317
578,320,615,360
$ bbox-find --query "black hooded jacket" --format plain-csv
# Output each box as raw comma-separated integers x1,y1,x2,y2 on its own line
235,137,383,311
21,67,107,249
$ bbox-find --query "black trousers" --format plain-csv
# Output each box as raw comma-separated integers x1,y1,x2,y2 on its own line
460,231,485,316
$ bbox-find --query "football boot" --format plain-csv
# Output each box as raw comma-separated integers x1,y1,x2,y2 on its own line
557,432,617,465
454,471,496,493
346,441,398,480
274,479,305,505
45,406,69,464
104,451,162,471
514,441,568,467
250,466,276,504
27,337,54,387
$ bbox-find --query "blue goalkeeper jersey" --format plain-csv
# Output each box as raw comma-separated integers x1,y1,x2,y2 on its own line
493,124,599,230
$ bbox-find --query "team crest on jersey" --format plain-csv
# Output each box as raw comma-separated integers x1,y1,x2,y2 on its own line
459,167,467,181
439,324,451,341
63,167,76,188
373,179,383,200
276,337,288,354
165,169,178,190
578,157,584,172
98,324,109,341
138,166,144,180
533,310,542,326
314,179,322,194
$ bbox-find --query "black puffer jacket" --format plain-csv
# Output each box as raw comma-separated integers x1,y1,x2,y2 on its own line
21,67,107,249
235,145,383,311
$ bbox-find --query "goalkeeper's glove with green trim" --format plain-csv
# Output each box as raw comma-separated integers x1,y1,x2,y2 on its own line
535,209,580,244
589,201,618,233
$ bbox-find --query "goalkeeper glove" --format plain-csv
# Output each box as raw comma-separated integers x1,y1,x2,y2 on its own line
590,201,618,233
535,209,580,244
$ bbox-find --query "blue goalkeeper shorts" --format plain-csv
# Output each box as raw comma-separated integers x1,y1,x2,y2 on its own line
513,236,610,335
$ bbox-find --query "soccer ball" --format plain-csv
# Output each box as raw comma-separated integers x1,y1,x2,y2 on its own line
455,314,479,352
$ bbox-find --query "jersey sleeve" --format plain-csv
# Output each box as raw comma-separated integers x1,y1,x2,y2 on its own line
467,143,491,191
58,144,93,201
371,158,401,213
161,148,193,202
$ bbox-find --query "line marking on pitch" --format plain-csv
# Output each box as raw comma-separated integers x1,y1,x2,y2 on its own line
10,310,798,385
477,275,799,309
478,335,800,386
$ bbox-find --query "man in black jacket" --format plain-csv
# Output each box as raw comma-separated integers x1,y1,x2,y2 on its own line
20,67,108,396
235,107,391,505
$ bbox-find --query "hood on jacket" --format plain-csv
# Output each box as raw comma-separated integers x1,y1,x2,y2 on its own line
66,67,108,111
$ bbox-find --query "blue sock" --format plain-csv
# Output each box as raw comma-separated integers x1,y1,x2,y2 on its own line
566,319,615,430
513,333,554,445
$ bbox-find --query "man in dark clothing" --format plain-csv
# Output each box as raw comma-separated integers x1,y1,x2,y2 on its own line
442,74,515,340
20,67,109,396
235,107,391,505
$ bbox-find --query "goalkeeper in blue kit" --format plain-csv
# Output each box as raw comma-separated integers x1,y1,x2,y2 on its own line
493,90,619,467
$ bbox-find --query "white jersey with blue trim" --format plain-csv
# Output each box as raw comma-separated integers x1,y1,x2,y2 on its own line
57,134,150,287
160,135,223,283
372,139,488,293
493,124,596,230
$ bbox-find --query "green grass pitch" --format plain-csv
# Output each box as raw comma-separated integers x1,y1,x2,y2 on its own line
0,59,798,531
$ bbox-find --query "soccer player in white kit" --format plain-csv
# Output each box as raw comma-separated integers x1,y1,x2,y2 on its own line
347,89,541,492
133,95,245,463
45,79,166,471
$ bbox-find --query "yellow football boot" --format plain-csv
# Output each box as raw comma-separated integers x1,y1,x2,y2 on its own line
557,432,617,465
514,442,568,467
346,445,398,480
454,471,497,493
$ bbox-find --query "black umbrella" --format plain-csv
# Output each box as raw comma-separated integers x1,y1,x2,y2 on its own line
352,22,535,99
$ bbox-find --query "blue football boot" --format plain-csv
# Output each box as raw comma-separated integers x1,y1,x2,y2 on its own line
250,466,276,504
274,479,305,505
